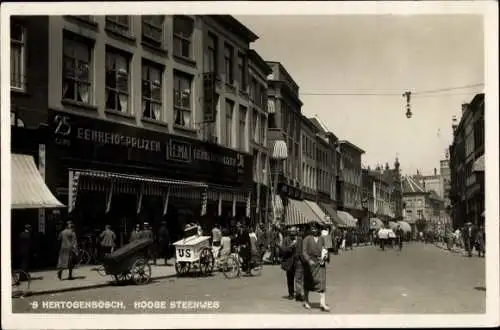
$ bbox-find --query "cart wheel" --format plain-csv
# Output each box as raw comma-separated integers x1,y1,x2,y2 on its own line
175,262,191,276
199,248,214,275
115,272,132,283
131,259,152,285
222,255,240,279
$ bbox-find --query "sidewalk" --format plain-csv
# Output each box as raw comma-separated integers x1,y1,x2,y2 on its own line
13,259,177,298
432,241,465,254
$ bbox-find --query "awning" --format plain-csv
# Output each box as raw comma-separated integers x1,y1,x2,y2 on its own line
319,202,344,227
337,211,357,228
370,218,384,230
388,221,398,230
304,200,332,226
397,221,412,233
472,154,484,172
284,199,323,226
11,154,65,209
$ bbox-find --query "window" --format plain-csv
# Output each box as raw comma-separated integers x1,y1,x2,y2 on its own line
260,115,266,145
204,33,217,73
173,16,194,58
239,106,247,151
252,110,258,143
142,16,164,44
142,63,162,120
225,100,234,147
106,16,130,34
105,51,129,112
224,43,234,85
173,72,193,127
250,77,257,102
63,35,92,104
237,52,247,90
11,21,26,90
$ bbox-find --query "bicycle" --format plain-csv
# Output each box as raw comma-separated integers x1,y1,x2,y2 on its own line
76,234,100,267
11,269,32,297
215,245,263,279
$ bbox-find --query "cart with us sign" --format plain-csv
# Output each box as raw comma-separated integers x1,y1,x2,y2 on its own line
173,225,214,276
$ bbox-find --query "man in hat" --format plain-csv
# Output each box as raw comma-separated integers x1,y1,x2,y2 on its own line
157,221,170,265
99,225,116,258
280,226,299,300
18,224,32,276
57,221,78,280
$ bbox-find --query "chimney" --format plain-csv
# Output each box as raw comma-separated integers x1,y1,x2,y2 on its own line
461,103,469,114
434,168,437,176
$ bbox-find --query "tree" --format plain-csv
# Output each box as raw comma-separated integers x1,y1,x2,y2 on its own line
416,218,427,232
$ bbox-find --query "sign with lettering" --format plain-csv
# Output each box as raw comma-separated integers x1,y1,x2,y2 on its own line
49,110,252,186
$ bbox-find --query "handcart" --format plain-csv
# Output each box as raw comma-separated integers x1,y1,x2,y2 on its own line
101,238,153,285
173,225,214,276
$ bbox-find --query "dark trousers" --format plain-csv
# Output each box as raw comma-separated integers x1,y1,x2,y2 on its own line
398,237,403,250
57,253,75,279
465,239,473,257
294,263,304,298
286,269,295,297
380,239,386,250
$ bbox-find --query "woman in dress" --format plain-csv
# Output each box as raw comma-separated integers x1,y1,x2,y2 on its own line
302,223,330,311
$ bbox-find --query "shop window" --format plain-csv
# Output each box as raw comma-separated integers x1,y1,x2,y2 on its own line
105,50,130,113
173,15,194,59
11,20,26,91
173,71,193,128
141,62,163,121
63,34,92,104
142,15,164,45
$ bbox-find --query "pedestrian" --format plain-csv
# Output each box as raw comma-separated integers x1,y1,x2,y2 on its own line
280,226,298,300
302,222,330,311
219,228,232,258
212,223,222,247
462,222,475,257
294,227,305,301
234,222,251,273
475,224,485,258
18,224,32,279
378,227,388,251
141,222,155,264
157,221,170,265
321,225,333,254
248,227,259,269
130,224,141,243
57,221,78,281
395,225,404,251
99,224,116,258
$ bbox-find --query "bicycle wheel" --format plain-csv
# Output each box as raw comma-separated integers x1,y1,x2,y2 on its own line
222,255,240,279
78,250,91,266
11,270,20,287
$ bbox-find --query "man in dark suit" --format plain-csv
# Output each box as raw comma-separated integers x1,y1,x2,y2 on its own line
280,226,299,300
395,225,404,251
462,223,475,257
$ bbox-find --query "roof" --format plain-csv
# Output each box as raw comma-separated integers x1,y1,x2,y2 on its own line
301,115,319,133
248,49,272,76
308,117,327,133
207,15,259,43
339,140,365,154
402,175,426,194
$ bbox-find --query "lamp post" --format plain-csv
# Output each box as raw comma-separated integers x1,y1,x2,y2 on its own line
270,140,288,226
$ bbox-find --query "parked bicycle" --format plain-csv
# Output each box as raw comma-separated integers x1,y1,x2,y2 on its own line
76,234,100,267
214,245,262,279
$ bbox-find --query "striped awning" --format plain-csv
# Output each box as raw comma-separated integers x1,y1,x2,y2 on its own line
370,218,384,230
397,221,412,233
318,202,343,227
337,211,357,228
304,200,332,226
285,198,323,226
11,154,65,209
472,154,484,172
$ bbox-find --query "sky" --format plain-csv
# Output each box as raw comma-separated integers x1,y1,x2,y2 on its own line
236,15,484,176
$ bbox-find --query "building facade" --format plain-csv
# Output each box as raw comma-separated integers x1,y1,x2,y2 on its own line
415,169,444,199
449,94,485,228
300,115,318,201
247,49,272,224
10,15,260,266
337,140,365,227
266,62,303,217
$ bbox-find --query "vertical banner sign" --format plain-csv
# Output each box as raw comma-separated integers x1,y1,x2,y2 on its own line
217,192,222,216
105,182,114,214
232,194,236,217
200,188,208,216
203,72,216,122
38,144,46,233
136,183,144,215
162,187,170,216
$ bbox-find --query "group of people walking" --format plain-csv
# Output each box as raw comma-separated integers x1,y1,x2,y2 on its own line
279,223,331,312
